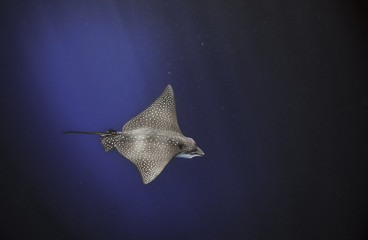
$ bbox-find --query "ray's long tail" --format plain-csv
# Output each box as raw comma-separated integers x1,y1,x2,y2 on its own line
62,130,104,135
63,130,117,152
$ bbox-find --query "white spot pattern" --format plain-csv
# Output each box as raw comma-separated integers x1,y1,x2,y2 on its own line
113,131,184,184
122,85,182,134
98,85,201,184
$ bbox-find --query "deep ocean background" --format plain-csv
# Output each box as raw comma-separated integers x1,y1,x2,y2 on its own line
1,0,367,239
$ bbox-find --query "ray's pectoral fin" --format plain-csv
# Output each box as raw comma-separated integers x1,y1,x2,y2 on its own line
130,150,179,184
115,140,180,184
135,158,172,184
122,85,182,134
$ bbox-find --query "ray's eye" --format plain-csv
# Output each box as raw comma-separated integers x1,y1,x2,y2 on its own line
178,143,184,150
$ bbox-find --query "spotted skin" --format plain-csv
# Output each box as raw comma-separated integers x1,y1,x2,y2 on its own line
111,130,186,183
64,85,204,184
122,85,182,134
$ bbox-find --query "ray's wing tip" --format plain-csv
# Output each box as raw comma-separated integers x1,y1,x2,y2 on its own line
164,84,175,97
166,84,173,91
142,178,153,184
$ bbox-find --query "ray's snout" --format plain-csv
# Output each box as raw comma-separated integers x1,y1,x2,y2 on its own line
195,147,205,156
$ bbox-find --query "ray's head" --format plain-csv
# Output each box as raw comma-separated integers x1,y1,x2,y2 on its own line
176,137,204,159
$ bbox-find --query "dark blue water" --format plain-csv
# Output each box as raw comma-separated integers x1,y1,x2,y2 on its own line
1,1,367,239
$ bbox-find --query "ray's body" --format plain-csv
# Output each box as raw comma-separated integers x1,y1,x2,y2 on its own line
64,85,204,184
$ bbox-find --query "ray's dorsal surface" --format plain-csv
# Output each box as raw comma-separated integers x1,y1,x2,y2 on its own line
63,85,204,184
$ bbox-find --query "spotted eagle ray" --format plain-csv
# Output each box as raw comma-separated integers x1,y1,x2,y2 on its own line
63,85,204,184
